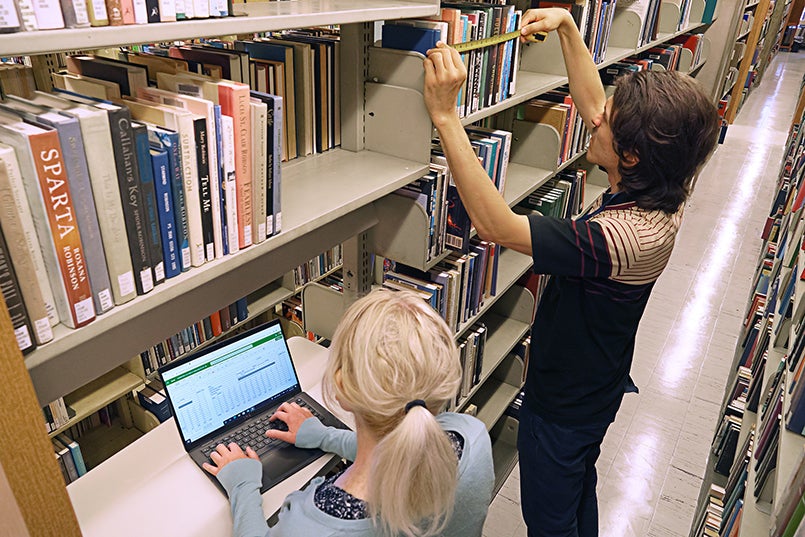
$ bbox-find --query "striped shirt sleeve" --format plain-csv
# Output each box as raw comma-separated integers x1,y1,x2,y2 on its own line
528,215,614,278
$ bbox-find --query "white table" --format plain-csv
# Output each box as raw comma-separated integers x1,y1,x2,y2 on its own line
67,337,354,537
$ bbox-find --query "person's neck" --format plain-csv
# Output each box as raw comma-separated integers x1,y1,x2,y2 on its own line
334,420,378,500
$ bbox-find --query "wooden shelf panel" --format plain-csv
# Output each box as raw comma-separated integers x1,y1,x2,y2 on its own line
27,149,427,406
50,368,143,438
0,0,439,56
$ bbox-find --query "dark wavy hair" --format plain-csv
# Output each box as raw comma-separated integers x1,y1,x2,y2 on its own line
610,70,720,214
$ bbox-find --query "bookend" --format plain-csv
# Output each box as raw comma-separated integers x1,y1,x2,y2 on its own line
490,415,520,494
510,119,562,171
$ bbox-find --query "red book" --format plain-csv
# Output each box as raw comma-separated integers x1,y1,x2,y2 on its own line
218,81,252,249
209,310,222,337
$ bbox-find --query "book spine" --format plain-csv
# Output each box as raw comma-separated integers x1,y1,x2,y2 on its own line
74,110,135,305
28,130,96,328
193,117,214,262
85,0,109,25
133,123,164,285
145,0,159,22
103,0,122,24
149,129,190,271
170,115,203,268
57,434,87,476
250,100,267,244
150,149,180,279
221,115,239,253
219,85,252,249
31,0,65,28
58,0,90,27
202,109,222,260
119,0,134,23
157,0,175,20
214,105,227,255
0,145,58,330
108,109,154,295
265,96,274,237
49,118,114,315
0,225,35,354
15,0,38,30
271,95,282,234
0,158,53,344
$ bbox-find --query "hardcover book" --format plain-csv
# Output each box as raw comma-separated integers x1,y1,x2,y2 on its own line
0,209,36,353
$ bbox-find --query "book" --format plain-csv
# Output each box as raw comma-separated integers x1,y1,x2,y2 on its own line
0,0,22,32
34,110,114,314
132,121,165,286
217,80,252,249
249,98,267,244
0,223,35,353
0,142,57,341
381,23,441,57
147,124,190,272
22,92,138,306
58,0,90,27
51,71,122,101
52,436,79,482
220,114,238,254
66,55,148,97
85,0,109,25
0,115,96,328
31,0,65,28
55,433,87,476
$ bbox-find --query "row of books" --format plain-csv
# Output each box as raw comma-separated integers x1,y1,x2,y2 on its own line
533,0,618,64
694,483,726,537
5,0,232,32
753,356,785,499
291,244,342,291
517,169,587,220
135,377,171,423
0,62,36,98
137,297,247,376
771,446,805,537
52,431,88,485
718,426,754,537
381,4,523,118
0,51,287,353
382,236,501,334
456,321,488,405
517,87,589,167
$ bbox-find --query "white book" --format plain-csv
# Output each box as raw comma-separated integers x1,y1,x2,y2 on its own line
30,0,64,28
250,99,267,244
191,0,206,18
157,0,175,21
0,144,57,342
14,0,37,30
0,0,22,30
221,115,239,254
131,0,146,23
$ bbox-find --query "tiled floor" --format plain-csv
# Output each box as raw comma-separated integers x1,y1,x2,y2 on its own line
483,52,805,537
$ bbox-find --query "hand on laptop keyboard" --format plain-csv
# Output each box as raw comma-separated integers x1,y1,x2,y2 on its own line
265,401,315,445
201,442,259,477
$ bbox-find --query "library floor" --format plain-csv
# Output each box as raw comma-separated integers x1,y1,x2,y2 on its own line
482,52,805,537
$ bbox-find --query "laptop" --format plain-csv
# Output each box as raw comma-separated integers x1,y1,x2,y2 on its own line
158,318,349,495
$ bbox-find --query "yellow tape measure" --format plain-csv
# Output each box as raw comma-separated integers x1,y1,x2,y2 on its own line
450,30,546,53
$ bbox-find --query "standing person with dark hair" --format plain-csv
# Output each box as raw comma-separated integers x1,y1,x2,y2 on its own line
422,7,720,537
203,289,494,537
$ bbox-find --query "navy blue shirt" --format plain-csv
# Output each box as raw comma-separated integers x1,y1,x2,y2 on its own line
525,193,681,425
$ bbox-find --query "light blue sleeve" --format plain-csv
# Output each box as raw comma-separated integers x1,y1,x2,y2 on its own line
295,418,357,462
216,458,271,537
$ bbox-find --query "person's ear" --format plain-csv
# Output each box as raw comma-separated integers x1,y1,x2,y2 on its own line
621,151,639,168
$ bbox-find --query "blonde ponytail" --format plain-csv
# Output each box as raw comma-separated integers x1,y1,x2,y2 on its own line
323,289,463,536
369,404,458,537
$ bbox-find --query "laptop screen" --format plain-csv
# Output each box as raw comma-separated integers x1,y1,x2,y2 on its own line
160,320,301,447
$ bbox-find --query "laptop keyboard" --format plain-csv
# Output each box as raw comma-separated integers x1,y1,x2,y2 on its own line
201,398,325,460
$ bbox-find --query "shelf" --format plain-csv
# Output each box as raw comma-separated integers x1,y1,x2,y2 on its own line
27,148,428,406
0,0,440,56
490,415,519,496
456,312,530,411
472,377,522,430
502,151,588,209
50,368,144,438
455,248,533,338
460,71,568,126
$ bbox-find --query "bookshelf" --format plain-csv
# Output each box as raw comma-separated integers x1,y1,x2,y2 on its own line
0,0,729,533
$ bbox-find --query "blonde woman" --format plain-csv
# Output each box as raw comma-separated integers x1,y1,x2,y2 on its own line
203,289,495,537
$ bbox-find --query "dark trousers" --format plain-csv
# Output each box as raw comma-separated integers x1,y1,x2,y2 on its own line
517,404,611,537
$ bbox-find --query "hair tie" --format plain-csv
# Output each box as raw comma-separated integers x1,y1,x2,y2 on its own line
404,399,427,413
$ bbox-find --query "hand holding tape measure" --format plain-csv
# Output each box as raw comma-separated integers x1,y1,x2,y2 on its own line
449,29,547,53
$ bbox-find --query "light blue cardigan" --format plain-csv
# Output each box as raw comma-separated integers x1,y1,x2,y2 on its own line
216,412,494,537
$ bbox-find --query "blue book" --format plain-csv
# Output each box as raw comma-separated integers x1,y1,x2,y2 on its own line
132,122,165,285
235,297,248,323
148,125,190,272
381,24,441,56
150,148,180,279
56,433,87,477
